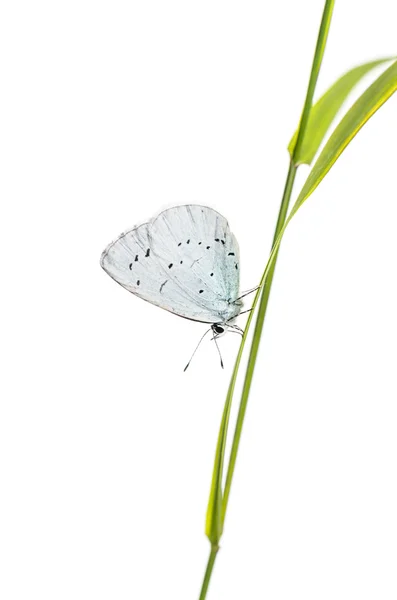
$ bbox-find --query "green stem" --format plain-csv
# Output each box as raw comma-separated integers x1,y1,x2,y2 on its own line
222,159,296,520
198,0,335,597
221,0,335,528
222,0,335,525
198,545,219,600
292,0,335,163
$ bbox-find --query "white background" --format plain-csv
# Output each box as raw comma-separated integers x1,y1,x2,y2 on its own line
1,1,397,599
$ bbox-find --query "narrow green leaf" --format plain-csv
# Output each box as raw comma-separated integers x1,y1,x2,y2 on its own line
266,59,397,289
219,56,397,539
290,59,397,219
205,389,233,544
291,0,335,164
289,58,394,165
219,63,397,530
219,0,335,526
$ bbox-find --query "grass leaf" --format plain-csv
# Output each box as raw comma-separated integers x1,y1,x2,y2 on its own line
290,0,335,164
289,58,395,165
205,388,233,544
219,0,335,525
290,59,397,218
261,59,397,293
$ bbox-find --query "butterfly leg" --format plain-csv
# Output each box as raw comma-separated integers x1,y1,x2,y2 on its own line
235,285,261,301
238,308,253,316
227,323,244,336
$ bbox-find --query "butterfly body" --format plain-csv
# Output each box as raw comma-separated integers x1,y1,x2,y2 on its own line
101,204,242,326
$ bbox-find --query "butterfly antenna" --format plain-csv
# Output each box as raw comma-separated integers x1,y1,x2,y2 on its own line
184,328,212,372
212,334,224,369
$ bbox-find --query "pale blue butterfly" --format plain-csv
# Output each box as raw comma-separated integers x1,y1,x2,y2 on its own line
101,205,251,368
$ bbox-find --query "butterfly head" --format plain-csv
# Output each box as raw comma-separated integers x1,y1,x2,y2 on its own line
212,323,225,335
211,321,244,342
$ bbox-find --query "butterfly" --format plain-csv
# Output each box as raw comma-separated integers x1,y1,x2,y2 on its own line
101,205,249,367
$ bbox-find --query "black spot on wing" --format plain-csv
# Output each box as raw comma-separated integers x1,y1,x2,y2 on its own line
168,263,173,269
129,263,133,270
145,248,150,257
228,252,235,256
137,280,140,286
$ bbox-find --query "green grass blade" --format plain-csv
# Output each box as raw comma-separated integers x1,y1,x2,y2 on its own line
205,389,232,544
265,59,397,304
219,0,335,525
205,264,271,542
218,58,397,530
289,58,395,165
205,160,293,542
291,0,335,164
203,0,335,544
289,59,397,219
204,296,263,543
221,162,297,524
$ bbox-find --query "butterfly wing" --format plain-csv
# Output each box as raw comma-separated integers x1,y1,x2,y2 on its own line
101,205,241,323
148,205,241,321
